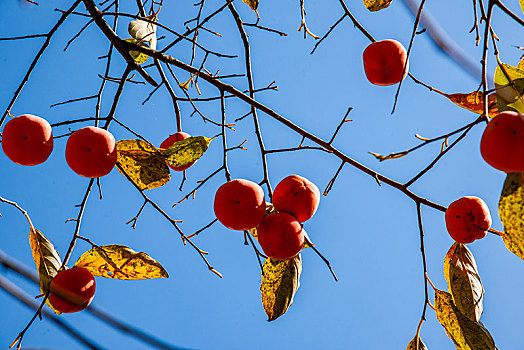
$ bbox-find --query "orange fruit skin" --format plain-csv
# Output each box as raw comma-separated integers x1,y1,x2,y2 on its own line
65,126,117,178
214,179,266,231
160,132,195,171
50,267,96,313
272,175,320,223
445,196,492,244
2,114,53,166
480,111,524,173
257,212,305,260
363,39,409,86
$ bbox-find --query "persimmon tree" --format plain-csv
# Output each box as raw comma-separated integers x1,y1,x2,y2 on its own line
1,0,524,348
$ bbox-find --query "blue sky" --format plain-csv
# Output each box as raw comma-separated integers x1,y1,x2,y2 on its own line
1,0,524,349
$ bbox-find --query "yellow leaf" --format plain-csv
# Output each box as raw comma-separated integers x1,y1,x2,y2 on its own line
116,139,170,191
444,243,484,322
369,151,409,162
73,244,169,280
363,0,393,11
435,289,495,350
444,92,498,117
406,336,428,350
124,38,150,64
520,0,524,15
242,0,259,14
260,254,302,321
494,62,524,113
498,172,524,261
161,136,211,169
29,228,62,314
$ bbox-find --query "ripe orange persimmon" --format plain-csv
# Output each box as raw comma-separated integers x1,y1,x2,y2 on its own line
257,212,305,260
273,175,320,223
445,196,492,244
65,126,117,178
50,267,96,313
160,132,195,171
363,39,409,86
480,111,524,173
1,114,53,166
214,179,266,231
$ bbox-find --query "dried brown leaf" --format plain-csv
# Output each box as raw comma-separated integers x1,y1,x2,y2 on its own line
363,0,393,11
444,242,484,322
435,289,495,349
406,336,428,350
242,0,259,14
369,151,409,162
29,228,62,314
445,92,498,116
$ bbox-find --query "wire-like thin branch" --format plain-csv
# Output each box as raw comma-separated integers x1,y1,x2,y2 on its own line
0,275,101,350
0,249,188,350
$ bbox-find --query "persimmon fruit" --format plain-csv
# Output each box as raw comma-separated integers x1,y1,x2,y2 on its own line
257,212,305,260
160,132,195,171
445,196,492,244
49,267,96,313
272,175,320,223
214,179,266,231
1,114,53,166
65,126,117,178
480,111,524,173
363,39,409,86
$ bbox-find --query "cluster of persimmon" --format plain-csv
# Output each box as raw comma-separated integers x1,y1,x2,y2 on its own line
444,111,524,244
1,114,196,176
214,175,320,260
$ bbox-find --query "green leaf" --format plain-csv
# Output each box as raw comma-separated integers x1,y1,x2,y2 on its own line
498,172,524,261
116,139,170,191
73,244,169,280
406,336,428,350
29,228,62,314
260,254,302,321
124,38,150,64
161,136,211,169
435,289,495,349
363,0,393,11
444,243,483,322
494,63,524,113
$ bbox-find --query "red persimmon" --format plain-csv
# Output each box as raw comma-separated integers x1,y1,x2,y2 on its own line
65,126,117,178
445,196,492,244
2,114,53,166
214,179,266,231
50,267,96,313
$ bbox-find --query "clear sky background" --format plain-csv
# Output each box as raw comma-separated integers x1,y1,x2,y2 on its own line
1,0,524,349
